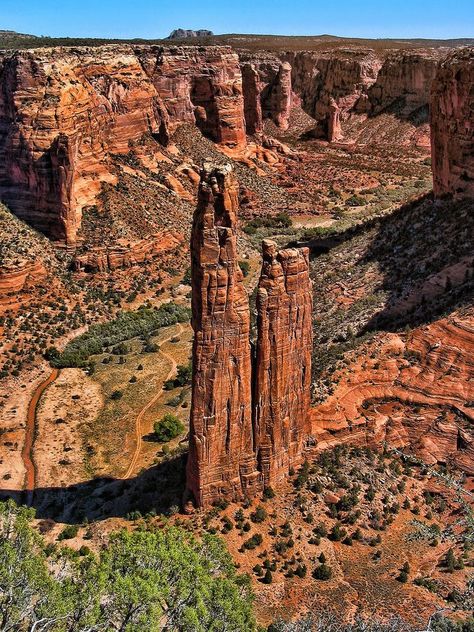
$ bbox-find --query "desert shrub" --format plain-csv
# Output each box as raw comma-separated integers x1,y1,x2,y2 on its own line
153,413,184,442
313,563,332,580
239,260,250,277
250,505,267,524
57,524,79,540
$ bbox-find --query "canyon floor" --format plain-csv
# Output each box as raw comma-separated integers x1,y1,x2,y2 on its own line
0,99,473,627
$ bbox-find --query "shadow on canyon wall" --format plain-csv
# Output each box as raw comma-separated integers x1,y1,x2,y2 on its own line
303,192,474,335
0,453,187,524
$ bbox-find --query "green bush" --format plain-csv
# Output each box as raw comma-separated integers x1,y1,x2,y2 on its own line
153,413,184,442
239,260,250,277
0,499,256,631
57,524,79,541
50,303,191,368
313,563,332,580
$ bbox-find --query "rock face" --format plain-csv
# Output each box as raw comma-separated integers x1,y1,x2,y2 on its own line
431,47,474,199
0,45,246,244
309,313,474,474
73,231,183,273
280,48,442,141
167,29,214,40
241,56,293,133
0,259,47,295
186,163,260,507
254,240,313,487
187,165,313,507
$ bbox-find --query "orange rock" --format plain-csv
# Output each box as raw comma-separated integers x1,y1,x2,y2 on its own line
254,240,313,487
431,47,474,199
0,45,247,244
186,163,261,508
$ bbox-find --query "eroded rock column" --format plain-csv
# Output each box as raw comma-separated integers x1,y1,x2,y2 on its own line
254,239,313,487
186,163,260,507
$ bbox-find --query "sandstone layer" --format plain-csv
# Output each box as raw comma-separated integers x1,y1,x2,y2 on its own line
309,313,474,473
280,48,442,141
73,232,183,273
241,57,293,134
254,240,313,487
0,45,246,244
186,163,260,507
431,47,474,199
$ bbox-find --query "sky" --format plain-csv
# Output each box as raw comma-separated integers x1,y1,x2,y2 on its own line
1,0,473,40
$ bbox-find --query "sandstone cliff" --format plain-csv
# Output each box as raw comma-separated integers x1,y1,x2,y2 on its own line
431,47,474,199
254,240,313,487
279,48,442,141
0,45,246,244
186,163,260,507
73,231,183,273
241,56,293,133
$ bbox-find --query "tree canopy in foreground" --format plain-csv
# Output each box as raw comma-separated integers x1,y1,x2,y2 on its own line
0,500,256,631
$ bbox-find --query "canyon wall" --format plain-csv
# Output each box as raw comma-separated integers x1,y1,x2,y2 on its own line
241,55,293,133
254,239,313,487
246,48,442,142
0,45,246,244
186,164,312,507
186,163,260,507
431,47,474,199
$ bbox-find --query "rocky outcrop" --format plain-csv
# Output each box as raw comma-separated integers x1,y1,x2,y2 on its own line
167,29,214,40
187,165,314,507
277,48,443,141
283,49,382,140
309,313,474,474
0,259,47,295
241,56,293,133
368,51,440,116
73,231,183,272
0,45,246,244
186,163,260,507
254,240,313,487
431,47,474,199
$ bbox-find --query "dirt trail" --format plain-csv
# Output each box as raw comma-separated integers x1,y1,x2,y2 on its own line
123,323,183,480
22,368,59,505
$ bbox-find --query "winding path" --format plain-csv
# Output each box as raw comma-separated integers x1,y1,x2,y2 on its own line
123,323,183,480
22,368,59,505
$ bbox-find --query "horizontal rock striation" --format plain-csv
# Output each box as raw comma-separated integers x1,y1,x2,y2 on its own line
431,47,474,199
0,45,246,244
73,231,183,273
0,259,47,295
254,240,313,487
309,314,474,473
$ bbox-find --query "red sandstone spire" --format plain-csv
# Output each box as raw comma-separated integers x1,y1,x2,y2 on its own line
186,163,260,508
254,239,313,487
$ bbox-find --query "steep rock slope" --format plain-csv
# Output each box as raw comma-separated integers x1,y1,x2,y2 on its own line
431,47,474,198
0,45,246,244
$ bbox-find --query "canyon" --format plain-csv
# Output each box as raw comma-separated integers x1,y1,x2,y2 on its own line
0,42,448,248
0,34,473,628
185,46,474,507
